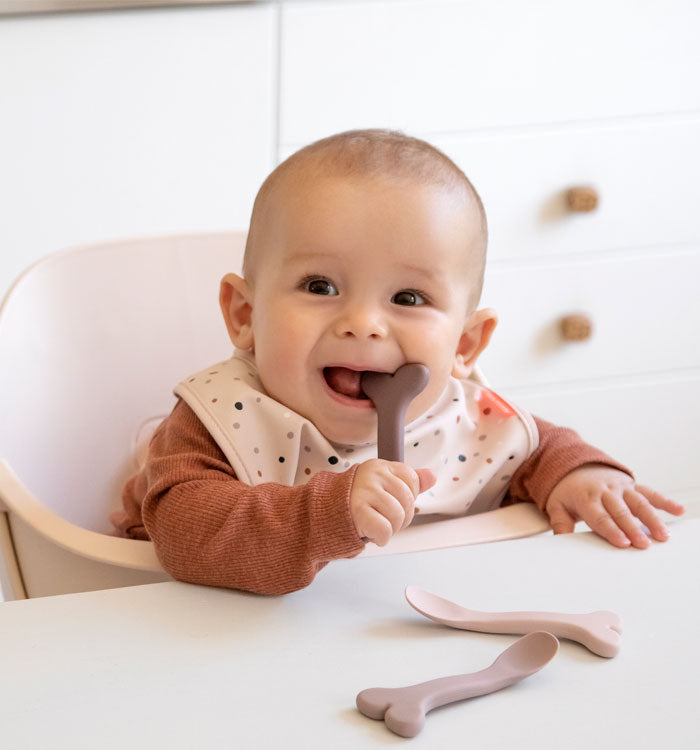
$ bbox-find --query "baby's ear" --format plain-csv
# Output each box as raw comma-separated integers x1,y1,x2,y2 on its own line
219,273,254,350
452,308,498,379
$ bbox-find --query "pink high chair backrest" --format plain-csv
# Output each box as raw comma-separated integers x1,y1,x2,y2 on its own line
0,232,245,598
1,231,244,532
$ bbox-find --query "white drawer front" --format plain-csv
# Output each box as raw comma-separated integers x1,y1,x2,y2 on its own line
509,376,700,497
280,0,700,144
478,249,700,388
431,117,700,261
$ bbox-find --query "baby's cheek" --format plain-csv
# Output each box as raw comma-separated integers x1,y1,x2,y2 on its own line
255,342,299,395
407,375,448,422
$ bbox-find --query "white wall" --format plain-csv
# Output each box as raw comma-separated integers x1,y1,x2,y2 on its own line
0,3,277,299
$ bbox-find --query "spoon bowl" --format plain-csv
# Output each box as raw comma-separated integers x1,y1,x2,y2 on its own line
492,630,560,676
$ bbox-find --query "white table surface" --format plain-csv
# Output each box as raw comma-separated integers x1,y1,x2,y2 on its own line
1,519,699,749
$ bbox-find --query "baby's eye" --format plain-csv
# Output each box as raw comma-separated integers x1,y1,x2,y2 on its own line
392,289,426,306
303,277,338,296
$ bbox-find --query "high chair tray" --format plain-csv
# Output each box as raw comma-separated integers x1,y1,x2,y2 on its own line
0,518,697,749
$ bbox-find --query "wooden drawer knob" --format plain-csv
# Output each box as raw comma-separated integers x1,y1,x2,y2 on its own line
566,186,599,212
561,313,593,341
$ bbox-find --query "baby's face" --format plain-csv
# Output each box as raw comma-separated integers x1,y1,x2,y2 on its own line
237,174,487,445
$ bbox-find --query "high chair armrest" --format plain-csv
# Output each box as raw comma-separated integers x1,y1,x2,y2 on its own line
358,502,552,557
0,510,27,599
0,459,164,573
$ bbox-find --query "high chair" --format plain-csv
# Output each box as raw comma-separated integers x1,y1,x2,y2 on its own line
0,232,549,600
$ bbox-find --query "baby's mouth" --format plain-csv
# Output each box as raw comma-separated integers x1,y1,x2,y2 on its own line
323,367,374,400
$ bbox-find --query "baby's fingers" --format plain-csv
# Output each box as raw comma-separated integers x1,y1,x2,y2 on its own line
636,484,685,516
359,494,404,547
585,495,638,548
371,489,411,537
415,468,437,494
601,491,660,548
547,501,577,535
623,488,671,543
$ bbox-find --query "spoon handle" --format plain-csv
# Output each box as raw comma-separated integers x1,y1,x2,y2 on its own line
429,610,605,649
447,609,585,633
399,665,523,711
357,632,558,737
372,399,407,463
356,664,521,739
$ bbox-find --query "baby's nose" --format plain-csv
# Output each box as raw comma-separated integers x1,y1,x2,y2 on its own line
333,305,388,339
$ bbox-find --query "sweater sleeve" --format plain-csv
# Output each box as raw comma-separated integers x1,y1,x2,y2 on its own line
507,416,634,512
112,398,365,595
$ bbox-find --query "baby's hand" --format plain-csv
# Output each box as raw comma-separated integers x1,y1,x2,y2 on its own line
350,459,436,546
545,464,685,549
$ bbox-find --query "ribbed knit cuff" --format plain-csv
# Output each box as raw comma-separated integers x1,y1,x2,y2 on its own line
535,451,634,513
509,421,634,513
309,465,365,560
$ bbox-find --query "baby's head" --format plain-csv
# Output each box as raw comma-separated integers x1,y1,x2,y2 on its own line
221,129,497,445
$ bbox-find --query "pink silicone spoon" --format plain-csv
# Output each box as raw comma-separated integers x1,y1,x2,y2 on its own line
405,585,622,658
356,631,558,738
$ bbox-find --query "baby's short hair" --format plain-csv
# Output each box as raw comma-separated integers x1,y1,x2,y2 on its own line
243,129,488,310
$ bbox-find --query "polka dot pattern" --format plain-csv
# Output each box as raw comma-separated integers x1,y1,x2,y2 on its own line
175,353,536,516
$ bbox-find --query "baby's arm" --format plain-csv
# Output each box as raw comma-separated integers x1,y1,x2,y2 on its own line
124,399,365,595
508,418,684,548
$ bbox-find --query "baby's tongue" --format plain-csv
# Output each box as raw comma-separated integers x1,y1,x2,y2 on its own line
325,367,365,399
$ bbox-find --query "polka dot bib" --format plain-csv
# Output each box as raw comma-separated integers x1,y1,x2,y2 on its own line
174,350,539,517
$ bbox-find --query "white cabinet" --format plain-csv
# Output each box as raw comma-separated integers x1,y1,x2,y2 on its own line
479,249,700,389
432,118,700,261
280,0,700,144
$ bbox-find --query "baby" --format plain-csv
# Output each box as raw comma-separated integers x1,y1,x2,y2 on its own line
113,129,684,594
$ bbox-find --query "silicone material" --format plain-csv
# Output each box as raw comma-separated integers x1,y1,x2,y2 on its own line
356,631,559,737
361,364,430,462
405,585,622,658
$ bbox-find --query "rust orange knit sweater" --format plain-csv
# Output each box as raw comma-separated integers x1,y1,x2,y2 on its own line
113,398,630,595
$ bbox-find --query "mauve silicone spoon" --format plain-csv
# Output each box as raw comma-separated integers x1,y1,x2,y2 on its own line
356,631,558,738
405,585,622,658
361,364,430,462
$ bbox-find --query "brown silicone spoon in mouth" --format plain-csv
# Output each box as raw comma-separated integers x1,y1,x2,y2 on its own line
361,364,430,462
